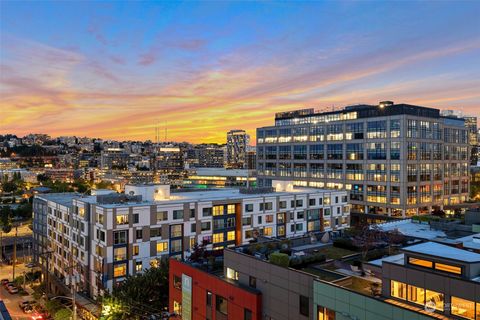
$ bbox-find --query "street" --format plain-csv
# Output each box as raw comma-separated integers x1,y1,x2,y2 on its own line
0,262,36,320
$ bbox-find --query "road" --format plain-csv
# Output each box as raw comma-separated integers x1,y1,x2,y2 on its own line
0,262,36,320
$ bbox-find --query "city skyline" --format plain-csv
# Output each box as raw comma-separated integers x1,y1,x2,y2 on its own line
1,1,480,143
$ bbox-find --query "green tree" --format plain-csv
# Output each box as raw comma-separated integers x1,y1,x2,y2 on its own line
54,308,72,320
108,259,169,319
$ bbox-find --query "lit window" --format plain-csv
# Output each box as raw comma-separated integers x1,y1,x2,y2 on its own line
426,290,444,311
114,247,127,261
227,231,235,241
113,263,127,278
156,242,168,254
318,306,335,320
213,233,224,243
226,267,238,280
227,204,236,214
116,214,129,225
408,257,433,268
435,263,461,275
264,227,273,236
133,245,139,256
451,297,474,319
173,300,182,315
135,260,142,272
390,280,406,300
213,206,224,216
407,285,425,305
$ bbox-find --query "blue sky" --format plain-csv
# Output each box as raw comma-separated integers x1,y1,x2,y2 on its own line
1,1,479,141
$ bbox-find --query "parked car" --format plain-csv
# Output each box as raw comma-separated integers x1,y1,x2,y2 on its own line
5,282,14,288
19,300,35,310
25,262,35,268
7,285,19,294
0,279,9,285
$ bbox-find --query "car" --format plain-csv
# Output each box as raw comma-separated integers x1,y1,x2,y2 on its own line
23,305,34,314
19,300,35,310
25,262,35,268
5,282,14,288
0,279,9,285
7,285,19,294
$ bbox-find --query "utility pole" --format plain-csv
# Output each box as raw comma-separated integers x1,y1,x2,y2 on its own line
12,226,17,280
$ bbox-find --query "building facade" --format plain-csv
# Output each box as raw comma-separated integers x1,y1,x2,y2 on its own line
257,102,470,219
169,259,262,320
226,130,249,169
36,181,349,299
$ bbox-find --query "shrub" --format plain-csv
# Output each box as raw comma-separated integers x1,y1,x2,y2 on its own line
289,253,326,268
269,252,289,267
45,300,63,315
54,308,72,320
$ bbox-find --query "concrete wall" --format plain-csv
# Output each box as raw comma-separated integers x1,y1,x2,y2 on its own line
224,249,314,320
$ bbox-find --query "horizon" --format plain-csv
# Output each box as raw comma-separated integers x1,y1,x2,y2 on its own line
1,1,480,143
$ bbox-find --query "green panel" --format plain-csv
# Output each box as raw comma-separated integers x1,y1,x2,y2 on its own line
349,305,367,320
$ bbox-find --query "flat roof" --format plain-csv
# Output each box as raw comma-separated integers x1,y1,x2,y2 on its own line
375,219,446,240
368,254,405,267
36,193,81,207
95,187,341,208
402,242,480,263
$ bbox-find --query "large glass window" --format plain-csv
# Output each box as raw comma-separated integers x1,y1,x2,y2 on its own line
407,285,425,305
293,145,307,160
425,290,444,312
113,231,127,245
390,280,406,300
318,306,335,320
309,145,324,160
156,242,168,254
213,205,224,216
367,120,387,139
451,297,475,319
116,214,129,225
327,144,343,160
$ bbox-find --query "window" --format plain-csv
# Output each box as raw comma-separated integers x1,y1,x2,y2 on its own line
391,280,406,300
279,201,287,209
133,214,139,224
116,214,128,225
244,309,252,320
425,290,444,311
227,204,235,214
408,257,433,268
227,231,235,241
226,267,238,280
264,227,273,236
170,239,182,253
213,233,224,243
317,306,335,320
451,297,475,320
216,295,228,315
114,247,127,261
206,291,212,306
150,227,161,238
156,211,168,222
170,225,182,237
173,210,184,220
296,199,303,207
190,209,195,218
249,276,256,288
201,222,211,231
157,242,168,254
309,198,316,206
299,295,309,316
435,262,461,275
407,285,425,305
265,215,274,223
213,206,224,216
173,275,182,289
113,231,127,245
133,245,139,256
260,202,273,211
135,260,142,272
191,223,196,233
203,207,212,217
245,204,253,212
136,229,143,240
113,263,127,278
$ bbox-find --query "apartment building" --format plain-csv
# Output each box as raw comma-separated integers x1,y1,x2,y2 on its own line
171,239,480,320
35,181,349,299
226,129,249,169
256,101,470,220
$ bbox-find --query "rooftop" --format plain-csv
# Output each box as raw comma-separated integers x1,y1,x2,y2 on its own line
36,192,82,207
375,219,446,240
402,242,480,263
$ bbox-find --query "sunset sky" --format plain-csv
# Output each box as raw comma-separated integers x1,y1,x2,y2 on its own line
1,1,479,143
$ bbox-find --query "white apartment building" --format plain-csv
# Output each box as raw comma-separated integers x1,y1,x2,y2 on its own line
35,182,349,299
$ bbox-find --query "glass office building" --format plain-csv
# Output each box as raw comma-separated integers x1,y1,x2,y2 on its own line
256,101,470,220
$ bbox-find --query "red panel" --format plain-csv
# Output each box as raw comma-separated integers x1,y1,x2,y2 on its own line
169,259,262,320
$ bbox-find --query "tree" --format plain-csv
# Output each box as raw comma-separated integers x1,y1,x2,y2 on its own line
54,308,72,320
108,259,169,319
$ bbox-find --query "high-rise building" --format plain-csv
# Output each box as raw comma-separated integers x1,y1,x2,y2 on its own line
257,101,470,221
464,116,478,165
226,129,249,169
185,144,225,168
100,148,130,170
34,181,349,298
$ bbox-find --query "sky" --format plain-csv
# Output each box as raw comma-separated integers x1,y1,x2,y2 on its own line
1,1,479,143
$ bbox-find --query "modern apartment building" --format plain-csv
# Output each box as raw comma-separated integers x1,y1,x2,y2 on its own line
34,181,349,299
256,101,470,220
171,239,480,320
226,129,249,169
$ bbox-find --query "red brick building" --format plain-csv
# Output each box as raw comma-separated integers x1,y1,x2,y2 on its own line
169,259,262,320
